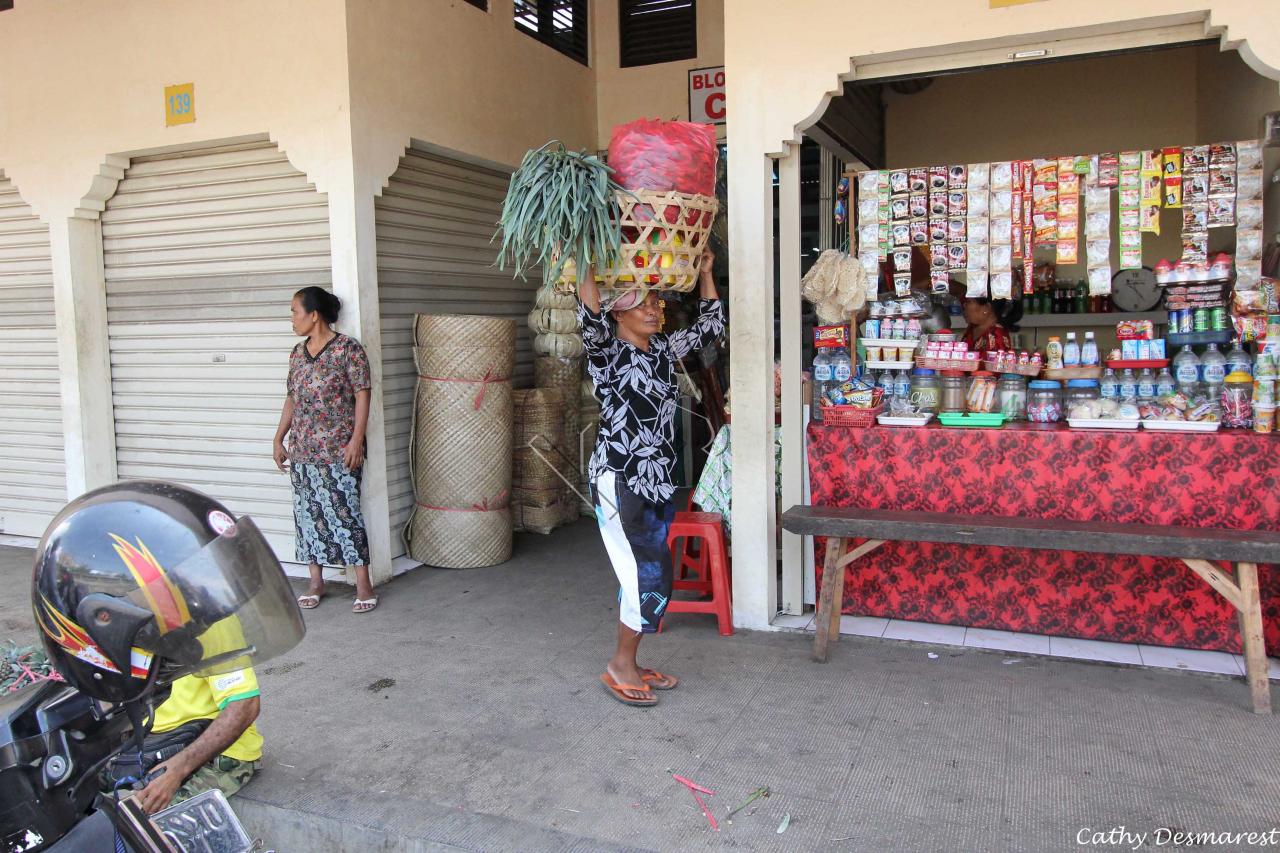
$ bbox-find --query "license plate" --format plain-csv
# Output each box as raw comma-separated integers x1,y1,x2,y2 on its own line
151,789,254,853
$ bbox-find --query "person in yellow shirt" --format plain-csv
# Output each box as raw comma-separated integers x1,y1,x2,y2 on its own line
134,667,263,814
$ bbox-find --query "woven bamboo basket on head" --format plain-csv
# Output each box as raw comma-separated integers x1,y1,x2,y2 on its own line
555,189,718,295
403,314,515,569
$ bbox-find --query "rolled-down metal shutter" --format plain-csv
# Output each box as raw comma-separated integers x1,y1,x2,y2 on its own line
0,174,64,536
102,140,331,559
376,148,537,551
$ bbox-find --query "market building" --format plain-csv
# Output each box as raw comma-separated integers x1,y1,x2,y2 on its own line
3,0,1280,663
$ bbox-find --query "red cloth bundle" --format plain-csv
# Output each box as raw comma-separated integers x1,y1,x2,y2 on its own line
607,119,718,196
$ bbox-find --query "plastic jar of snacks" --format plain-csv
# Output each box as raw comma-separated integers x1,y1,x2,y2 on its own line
940,370,967,413
909,368,940,414
997,374,1027,421
966,371,998,414
1065,379,1101,419
1027,380,1063,423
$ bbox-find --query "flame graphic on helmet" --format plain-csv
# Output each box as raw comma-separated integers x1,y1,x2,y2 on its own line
109,534,191,634
35,593,122,675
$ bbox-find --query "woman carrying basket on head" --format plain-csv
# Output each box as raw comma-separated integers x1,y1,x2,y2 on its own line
578,251,726,707
273,286,378,614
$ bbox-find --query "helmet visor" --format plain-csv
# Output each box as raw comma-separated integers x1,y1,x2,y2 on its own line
128,516,305,678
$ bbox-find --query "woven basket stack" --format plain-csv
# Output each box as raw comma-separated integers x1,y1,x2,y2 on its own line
403,314,515,568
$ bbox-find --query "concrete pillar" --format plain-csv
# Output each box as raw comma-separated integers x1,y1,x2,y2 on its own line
727,149,779,631
777,145,804,616
48,159,126,499
325,170,394,586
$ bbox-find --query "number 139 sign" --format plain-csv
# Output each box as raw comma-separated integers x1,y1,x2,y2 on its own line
165,83,196,127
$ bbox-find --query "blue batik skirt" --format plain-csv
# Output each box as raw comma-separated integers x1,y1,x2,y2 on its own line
290,462,370,567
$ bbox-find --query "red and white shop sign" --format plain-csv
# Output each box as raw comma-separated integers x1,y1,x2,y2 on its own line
688,66,726,125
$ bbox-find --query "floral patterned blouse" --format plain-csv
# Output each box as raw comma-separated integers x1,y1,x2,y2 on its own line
579,298,726,504
286,334,371,464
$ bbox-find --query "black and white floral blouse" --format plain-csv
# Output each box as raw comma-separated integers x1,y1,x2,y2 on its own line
579,298,726,504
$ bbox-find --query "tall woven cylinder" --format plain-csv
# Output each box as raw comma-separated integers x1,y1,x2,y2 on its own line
534,356,582,525
403,314,515,568
512,388,570,535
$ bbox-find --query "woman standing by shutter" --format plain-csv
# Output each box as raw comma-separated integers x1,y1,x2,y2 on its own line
273,286,378,614
578,253,725,706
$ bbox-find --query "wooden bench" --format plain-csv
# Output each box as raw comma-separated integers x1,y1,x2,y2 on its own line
781,506,1280,715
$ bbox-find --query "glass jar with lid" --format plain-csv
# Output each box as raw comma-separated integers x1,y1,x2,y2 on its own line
997,374,1027,421
966,370,998,414
1026,379,1063,423
940,370,967,413
909,368,940,414
1064,379,1101,420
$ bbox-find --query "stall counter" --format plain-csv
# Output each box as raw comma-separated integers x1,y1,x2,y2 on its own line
806,422,1280,654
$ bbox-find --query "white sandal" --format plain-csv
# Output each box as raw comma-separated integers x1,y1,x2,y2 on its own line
353,597,378,614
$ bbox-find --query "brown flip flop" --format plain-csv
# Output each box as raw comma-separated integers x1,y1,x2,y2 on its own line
600,671,658,707
640,668,679,690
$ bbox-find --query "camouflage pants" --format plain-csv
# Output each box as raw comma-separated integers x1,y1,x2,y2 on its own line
168,755,258,808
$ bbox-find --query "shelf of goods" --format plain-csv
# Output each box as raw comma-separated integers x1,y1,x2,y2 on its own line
952,312,1166,330
1167,330,1234,347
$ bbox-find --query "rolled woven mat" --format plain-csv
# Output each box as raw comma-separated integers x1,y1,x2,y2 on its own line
535,356,582,525
513,388,574,532
404,314,515,568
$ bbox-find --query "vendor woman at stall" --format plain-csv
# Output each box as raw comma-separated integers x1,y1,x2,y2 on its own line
960,277,1024,355
578,252,725,708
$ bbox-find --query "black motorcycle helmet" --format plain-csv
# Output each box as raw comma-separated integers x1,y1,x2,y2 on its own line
32,481,305,704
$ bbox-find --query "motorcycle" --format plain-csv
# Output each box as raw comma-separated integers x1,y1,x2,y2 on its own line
1,681,265,853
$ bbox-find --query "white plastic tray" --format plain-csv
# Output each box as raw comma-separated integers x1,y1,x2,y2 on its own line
865,361,915,370
861,338,921,349
877,413,934,427
1067,418,1141,430
1140,420,1221,432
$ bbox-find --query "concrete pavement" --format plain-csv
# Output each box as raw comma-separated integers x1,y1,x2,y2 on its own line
2,523,1278,852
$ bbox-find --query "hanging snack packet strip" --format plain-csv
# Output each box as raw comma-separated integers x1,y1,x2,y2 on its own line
1162,147,1182,209
1117,151,1142,270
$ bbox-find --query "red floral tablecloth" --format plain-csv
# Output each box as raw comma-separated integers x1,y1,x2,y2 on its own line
807,423,1280,655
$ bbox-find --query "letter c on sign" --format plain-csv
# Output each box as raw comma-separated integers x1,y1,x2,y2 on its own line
1076,829,1090,845
706,92,726,120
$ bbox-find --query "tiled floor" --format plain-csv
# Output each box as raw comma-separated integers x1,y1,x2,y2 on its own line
773,612,1278,679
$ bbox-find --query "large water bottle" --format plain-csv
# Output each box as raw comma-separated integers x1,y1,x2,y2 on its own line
1201,343,1227,412
1155,367,1176,398
1063,332,1081,367
1136,368,1157,404
1225,339,1252,377
877,369,895,403
1100,367,1120,399
1119,368,1138,402
893,369,911,400
832,347,852,385
811,346,832,419
1173,346,1201,395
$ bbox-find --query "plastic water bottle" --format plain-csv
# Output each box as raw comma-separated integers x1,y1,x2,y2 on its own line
1100,367,1119,399
1173,346,1201,395
1063,332,1081,367
1137,368,1157,403
877,369,895,401
1226,340,1252,377
1201,343,1227,411
811,347,832,419
1155,367,1176,398
831,347,852,383
1201,343,1227,384
1080,331,1099,367
1119,368,1138,402
893,369,911,401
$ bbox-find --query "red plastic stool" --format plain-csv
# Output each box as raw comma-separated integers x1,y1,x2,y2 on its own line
662,511,733,636
674,494,710,590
